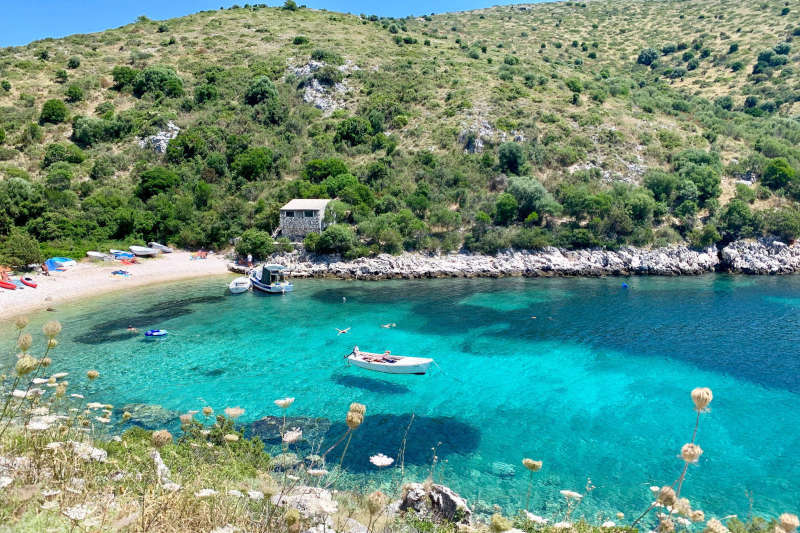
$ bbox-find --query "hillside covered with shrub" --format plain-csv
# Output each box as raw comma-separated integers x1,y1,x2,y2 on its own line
1,0,800,262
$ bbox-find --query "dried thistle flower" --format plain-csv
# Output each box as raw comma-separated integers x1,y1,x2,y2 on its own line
346,410,363,429
616,512,625,520
122,412,132,421
282,427,302,444
674,498,692,516
48,376,56,384
705,518,730,533
285,507,300,526
657,486,677,507
179,413,193,425
691,387,713,412
223,434,239,442
690,510,706,523
151,429,172,448
202,406,213,416
47,338,58,349
522,458,542,472
15,316,29,330
367,490,387,515
681,443,703,463
15,354,38,376
55,383,67,398
42,320,62,338
369,453,394,468
86,370,99,380
18,333,33,352
349,402,366,415
224,406,244,419
39,357,52,367
274,397,295,409
658,517,675,533
490,513,513,533
779,514,800,533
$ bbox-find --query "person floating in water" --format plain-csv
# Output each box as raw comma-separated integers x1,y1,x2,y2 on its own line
380,323,397,328
336,327,351,335
127,325,138,333
342,296,347,303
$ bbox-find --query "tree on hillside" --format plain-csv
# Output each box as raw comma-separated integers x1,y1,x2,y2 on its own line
498,142,524,175
0,230,42,269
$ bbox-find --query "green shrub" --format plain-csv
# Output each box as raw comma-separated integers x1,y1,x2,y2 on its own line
314,65,343,86
67,56,81,69
0,230,42,268
0,128,5,145
304,158,348,183
498,142,525,174
194,84,218,104
55,70,68,83
236,229,275,258
762,158,796,190
315,224,357,254
65,84,84,103
232,147,274,181
636,48,658,65
244,76,278,105
111,66,137,90
335,116,371,145
166,130,208,163
293,35,309,45
42,143,85,168
132,66,183,97
39,99,69,124
1,80,11,91
494,193,518,225
310,49,343,64
135,167,180,200
71,115,132,147
503,55,519,65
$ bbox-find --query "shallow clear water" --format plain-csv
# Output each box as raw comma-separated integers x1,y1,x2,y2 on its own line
2,275,799,520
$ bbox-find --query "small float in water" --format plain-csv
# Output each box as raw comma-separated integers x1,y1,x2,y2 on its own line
345,346,434,375
144,329,168,338
250,264,293,294
228,276,251,294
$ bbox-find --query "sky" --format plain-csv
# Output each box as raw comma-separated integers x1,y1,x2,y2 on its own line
0,0,538,48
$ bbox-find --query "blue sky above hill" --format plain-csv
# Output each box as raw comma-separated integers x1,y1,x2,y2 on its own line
0,0,540,47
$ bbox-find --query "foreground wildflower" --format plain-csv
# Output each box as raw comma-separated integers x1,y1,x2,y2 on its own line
560,490,582,500
367,490,388,515
705,518,730,533
349,402,366,415
17,333,32,352
690,510,706,522
346,410,363,429
522,458,542,471
658,517,675,533
307,468,328,477
282,427,302,444
151,430,172,448
202,406,213,416
691,387,713,411
657,486,677,506
43,320,62,338
369,453,394,468
15,316,29,330
274,397,295,409
86,370,99,380
224,406,244,419
15,354,38,376
179,413,193,425
223,434,239,442
681,443,703,463
779,514,800,533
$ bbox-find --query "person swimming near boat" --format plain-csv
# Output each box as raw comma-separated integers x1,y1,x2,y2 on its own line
336,327,351,335
127,325,138,333
380,323,397,328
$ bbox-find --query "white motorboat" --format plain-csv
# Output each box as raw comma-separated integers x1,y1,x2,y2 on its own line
86,251,108,260
228,276,251,294
148,242,173,253
346,346,433,375
129,245,159,257
250,264,293,293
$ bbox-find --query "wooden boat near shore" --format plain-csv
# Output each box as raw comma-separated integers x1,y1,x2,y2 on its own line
129,245,159,257
345,346,433,375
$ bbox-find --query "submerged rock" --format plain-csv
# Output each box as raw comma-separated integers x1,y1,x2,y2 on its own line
122,403,179,429
249,416,331,445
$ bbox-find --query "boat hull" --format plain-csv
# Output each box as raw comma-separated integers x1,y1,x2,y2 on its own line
148,242,173,253
129,246,159,257
229,277,250,294
87,251,108,260
347,354,433,375
20,277,37,288
249,275,293,293
0,281,17,290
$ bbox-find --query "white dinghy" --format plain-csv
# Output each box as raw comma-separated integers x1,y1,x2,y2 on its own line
228,276,251,294
86,251,109,260
129,245,159,257
148,242,173,253
346,346,433,375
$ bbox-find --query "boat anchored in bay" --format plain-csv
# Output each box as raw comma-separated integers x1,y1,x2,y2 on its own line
346,346,434,375
250,265,293,294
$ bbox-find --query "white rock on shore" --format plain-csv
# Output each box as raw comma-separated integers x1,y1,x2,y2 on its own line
232,239,800,279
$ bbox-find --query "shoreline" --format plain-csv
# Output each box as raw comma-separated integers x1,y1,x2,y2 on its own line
0,251,230,321
3,238,798,321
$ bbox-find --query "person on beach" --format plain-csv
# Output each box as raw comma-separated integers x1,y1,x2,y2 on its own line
247,253,253,267
41,262,49,276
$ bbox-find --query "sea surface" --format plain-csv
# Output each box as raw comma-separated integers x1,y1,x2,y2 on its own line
2,275,799,521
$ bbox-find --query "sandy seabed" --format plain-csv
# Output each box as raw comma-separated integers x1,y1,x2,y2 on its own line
0,251,231,320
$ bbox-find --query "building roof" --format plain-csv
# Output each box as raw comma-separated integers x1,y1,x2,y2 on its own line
281,199,331,211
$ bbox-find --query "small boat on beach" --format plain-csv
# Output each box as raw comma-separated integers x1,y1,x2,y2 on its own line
110,249,135,259
228,276,251,294
250,265,293,294
129,245,159,257
144,329,168,337
87,251,108,260
45,257,76,270
148,242,173,253
0,280,17,290
345,346,434,375
20,276,37,288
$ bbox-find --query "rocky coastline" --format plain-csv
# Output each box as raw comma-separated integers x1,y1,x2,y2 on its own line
229,239,800,279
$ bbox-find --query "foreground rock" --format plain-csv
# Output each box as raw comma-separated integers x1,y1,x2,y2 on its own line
400,482,471,524
232,239,800,279
271,486,337,517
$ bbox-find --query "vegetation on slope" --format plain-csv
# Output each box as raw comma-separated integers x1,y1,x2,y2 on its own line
1,0,800,262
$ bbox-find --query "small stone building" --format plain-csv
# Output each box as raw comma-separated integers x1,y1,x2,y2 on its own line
279,199,331,240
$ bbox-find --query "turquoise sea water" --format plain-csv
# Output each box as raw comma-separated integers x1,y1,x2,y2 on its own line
2,275,799,521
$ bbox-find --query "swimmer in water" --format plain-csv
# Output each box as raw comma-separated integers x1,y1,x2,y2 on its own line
336,327,351,335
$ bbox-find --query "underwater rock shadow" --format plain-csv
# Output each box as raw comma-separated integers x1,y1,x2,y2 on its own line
72,295,224,345
331,373,411,395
